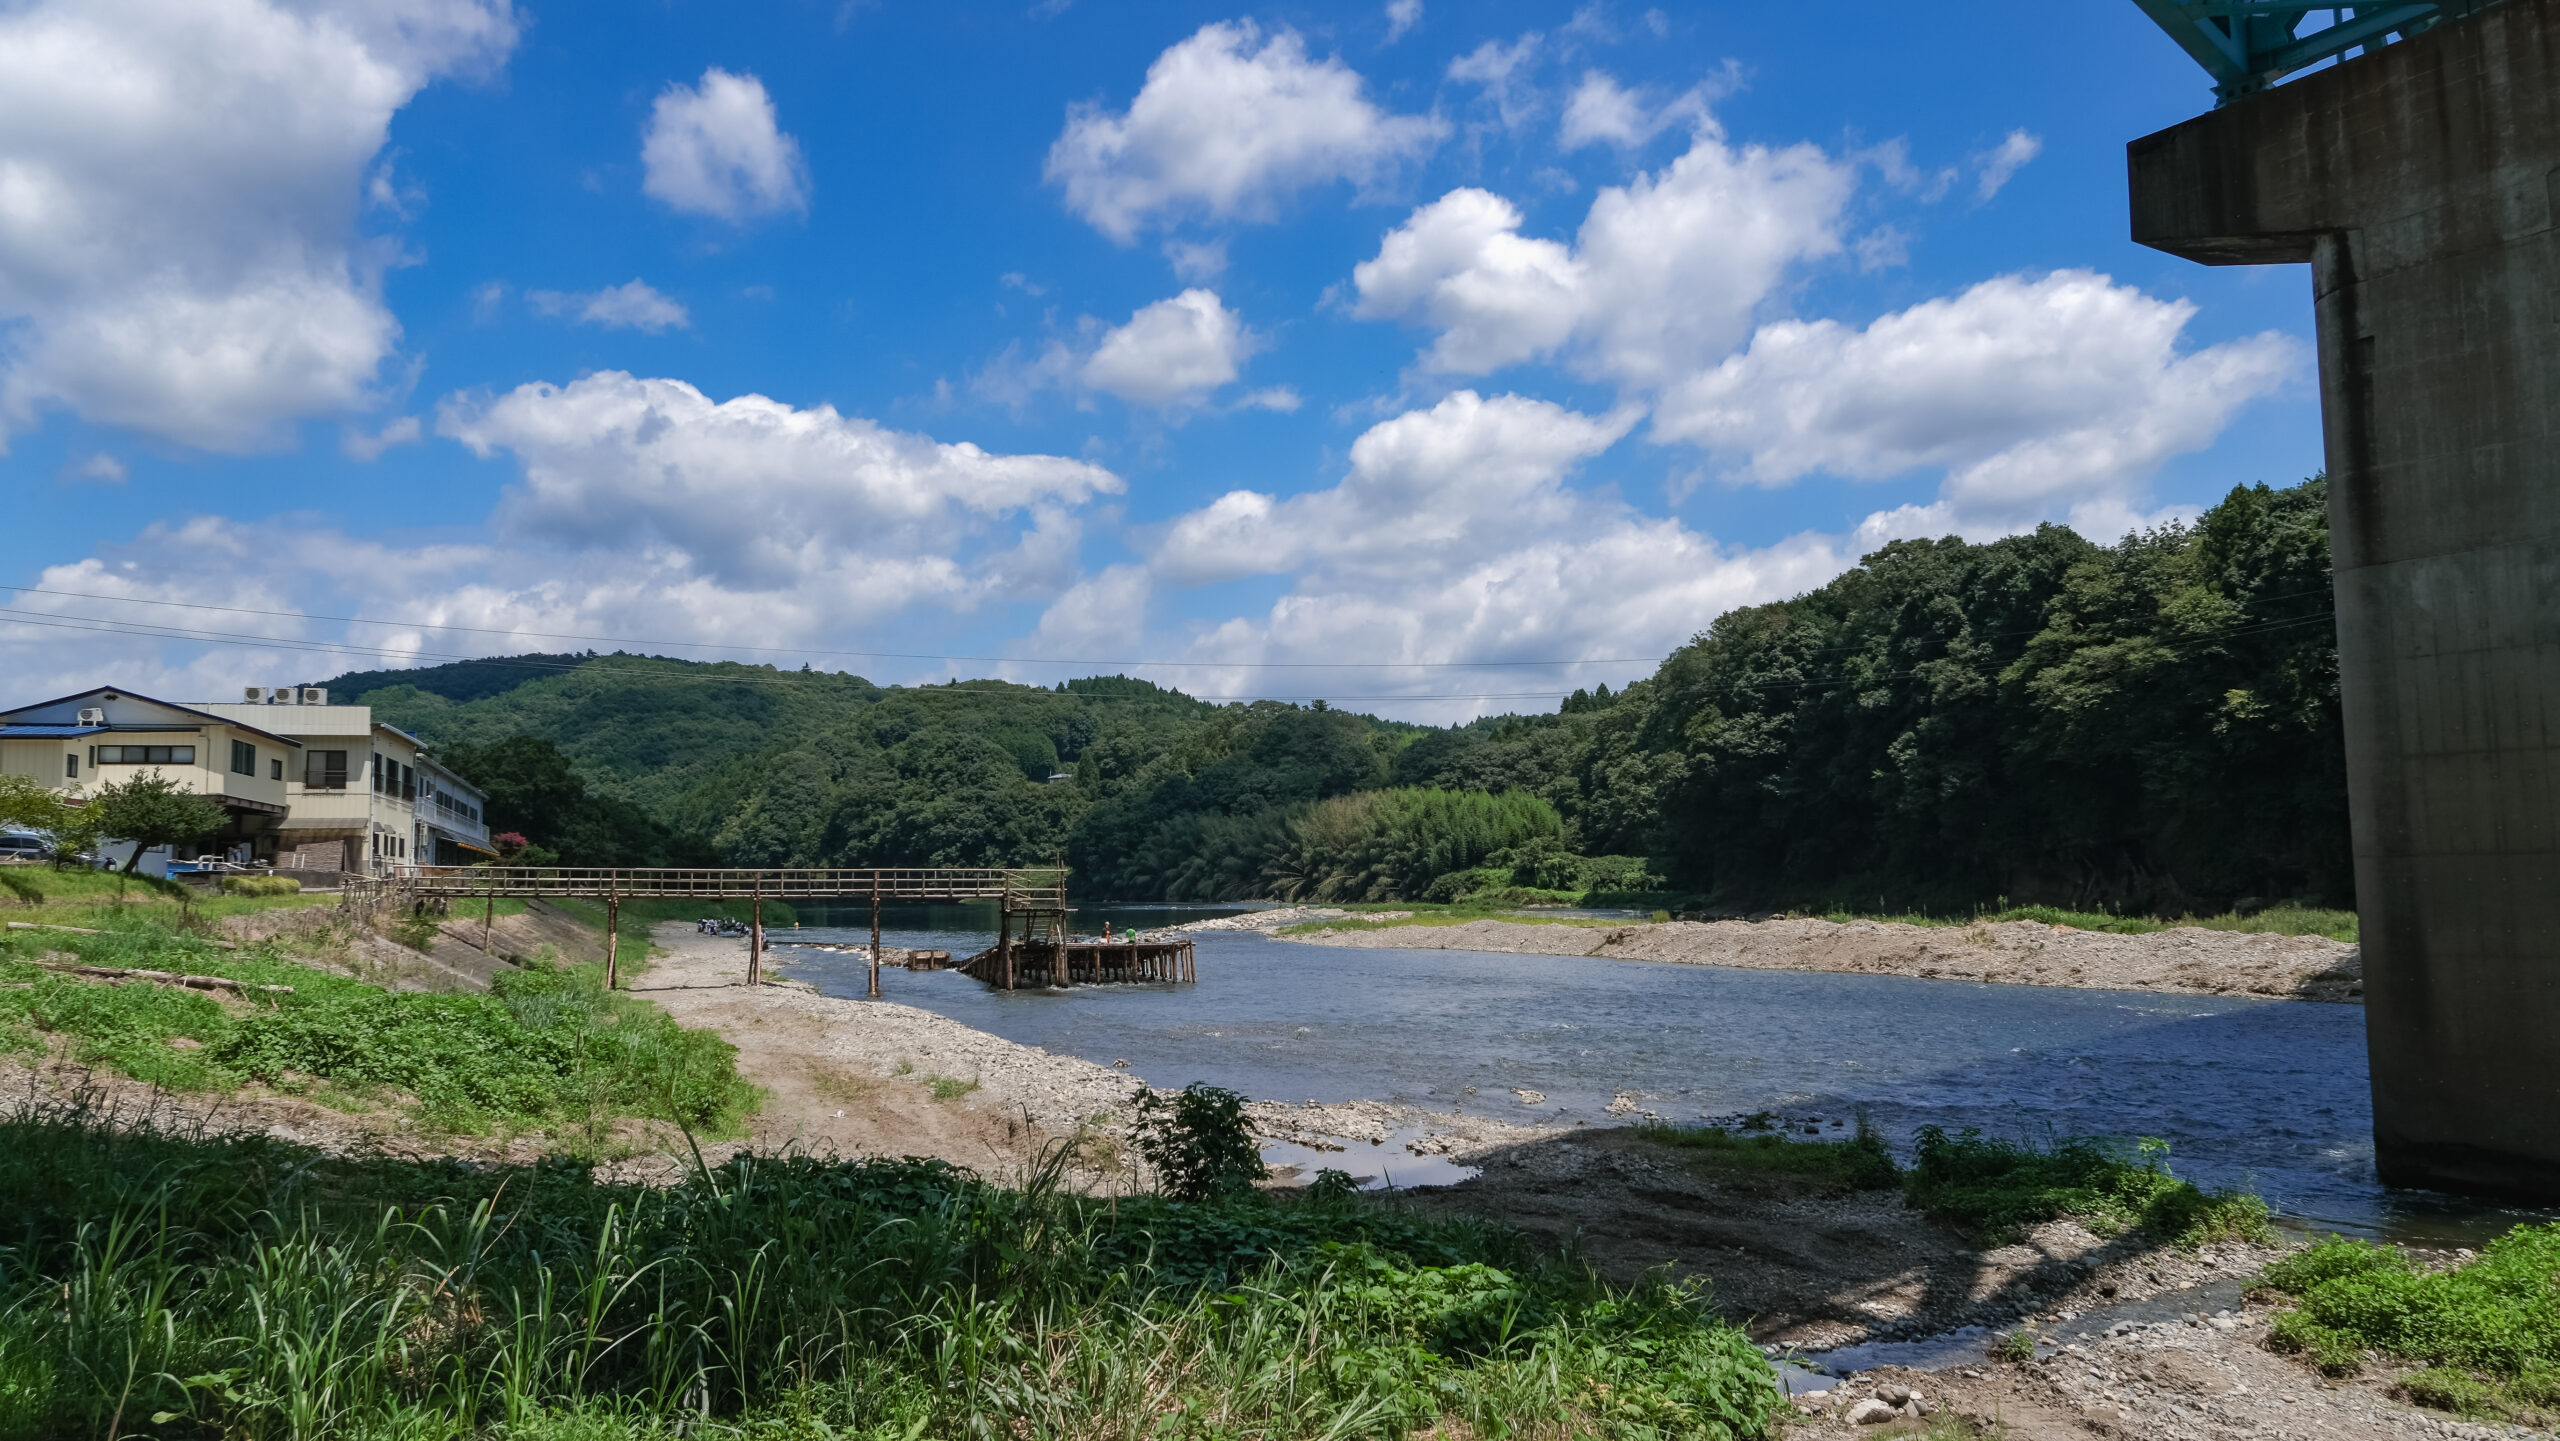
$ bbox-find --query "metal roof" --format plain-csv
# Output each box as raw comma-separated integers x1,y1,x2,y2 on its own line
0,724,107,738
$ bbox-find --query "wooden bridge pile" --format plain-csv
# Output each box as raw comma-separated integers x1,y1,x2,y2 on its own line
957,937,1196,989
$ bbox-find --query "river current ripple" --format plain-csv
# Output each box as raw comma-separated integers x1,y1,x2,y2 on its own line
768,904,2545,1245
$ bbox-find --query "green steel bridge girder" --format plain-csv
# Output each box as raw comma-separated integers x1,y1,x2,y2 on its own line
2130,2,2503,102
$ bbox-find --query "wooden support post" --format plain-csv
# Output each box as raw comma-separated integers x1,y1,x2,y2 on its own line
1055,912,1069,988
749,884,764,987
998,886,1014,990
868,876,882,999
482,894,493,954
604,892,619,991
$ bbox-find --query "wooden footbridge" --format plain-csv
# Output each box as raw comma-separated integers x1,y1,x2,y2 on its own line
358,866,1189,995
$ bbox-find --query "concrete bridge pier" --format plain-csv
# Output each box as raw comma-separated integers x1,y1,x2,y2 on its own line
2129,0,2560,1199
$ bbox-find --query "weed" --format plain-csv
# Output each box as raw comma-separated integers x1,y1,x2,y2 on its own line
384,907,441,951
1903,1126,2273,1248
0,872,40,906
215,875,302,896
925,1075,978,1102
2258,1224,2560,1411
1131,1082,1266,1201
1990,1326,2040,1363
1636,1119,1898,1192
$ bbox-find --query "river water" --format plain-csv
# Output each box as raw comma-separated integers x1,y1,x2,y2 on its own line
766,902,2545,1245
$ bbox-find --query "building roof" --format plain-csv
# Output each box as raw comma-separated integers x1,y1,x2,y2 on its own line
0,724,107,738
0,687,303,748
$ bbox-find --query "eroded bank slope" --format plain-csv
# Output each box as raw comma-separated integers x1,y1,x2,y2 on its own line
1269,915,2362,1001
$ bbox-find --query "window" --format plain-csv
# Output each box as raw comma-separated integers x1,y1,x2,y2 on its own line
64,755,76,780
398,762,415,802
372,755,384,793
95,745,196,765
230,740,255,776
270,758,283,781
304,750,348,790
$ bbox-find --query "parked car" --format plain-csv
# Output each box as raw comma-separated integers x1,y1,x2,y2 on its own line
0,833,52,862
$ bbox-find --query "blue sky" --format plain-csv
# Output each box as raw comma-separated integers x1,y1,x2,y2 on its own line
0,0,2324,719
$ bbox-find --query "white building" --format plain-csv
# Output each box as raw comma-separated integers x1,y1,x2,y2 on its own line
191,689,493,872
0,686,301,865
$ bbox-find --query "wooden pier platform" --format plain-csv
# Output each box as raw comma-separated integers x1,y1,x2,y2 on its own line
957,937,1196,989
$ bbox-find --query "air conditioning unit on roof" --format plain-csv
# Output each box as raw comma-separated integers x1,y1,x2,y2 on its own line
300,687,327,705
243,686,269,703
77,707,105,726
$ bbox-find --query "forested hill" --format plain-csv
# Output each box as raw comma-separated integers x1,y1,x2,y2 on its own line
322,477,2348,913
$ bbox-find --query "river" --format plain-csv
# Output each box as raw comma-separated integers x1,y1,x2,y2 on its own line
765,902,2544,1246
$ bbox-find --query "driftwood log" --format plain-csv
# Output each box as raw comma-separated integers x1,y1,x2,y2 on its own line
31,961,291,995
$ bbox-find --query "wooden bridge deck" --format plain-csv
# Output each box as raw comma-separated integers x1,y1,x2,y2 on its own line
958,938,1196,989
348,865,1198,995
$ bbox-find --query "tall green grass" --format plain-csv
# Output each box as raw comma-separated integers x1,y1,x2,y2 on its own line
0,1108,1784,1440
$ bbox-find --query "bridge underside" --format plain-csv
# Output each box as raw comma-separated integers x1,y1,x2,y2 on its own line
2131,0,2560,1199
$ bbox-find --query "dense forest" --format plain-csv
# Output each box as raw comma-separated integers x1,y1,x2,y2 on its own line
329,477,2347,913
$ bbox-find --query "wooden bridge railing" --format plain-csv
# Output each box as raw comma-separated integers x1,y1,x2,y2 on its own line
350,866,1068,995
363,866,1066,904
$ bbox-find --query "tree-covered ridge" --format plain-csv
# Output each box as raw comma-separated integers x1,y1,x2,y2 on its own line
1393,478,2346,912
323,478,2347,913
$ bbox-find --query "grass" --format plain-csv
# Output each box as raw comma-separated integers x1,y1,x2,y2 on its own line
0,865,338,932
2256,1227,2560,1423
1635,1119,1899,1193
0,1105,1788,1441
0,917,757,1139
1900,1126,2273,1249
1817,903,2359,943
925,1074,979,1102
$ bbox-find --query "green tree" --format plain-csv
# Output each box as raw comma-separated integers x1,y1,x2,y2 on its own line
89,773,228,873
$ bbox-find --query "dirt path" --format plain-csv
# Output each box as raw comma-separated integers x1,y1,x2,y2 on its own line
1267,915,2363,1002
629,924,1154,1181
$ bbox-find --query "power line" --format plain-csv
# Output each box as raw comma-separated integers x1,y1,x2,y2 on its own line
0,608,1587,706
0,584,1662,670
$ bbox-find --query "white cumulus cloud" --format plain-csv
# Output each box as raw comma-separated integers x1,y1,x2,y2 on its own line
439,371,1119,592
641,68,809,223
1079,289,1261,407
1654,270,2302,533
0,0,517,453
526,279,690,332
1070,389,1848,719
1384,0,1422,43
1354,125,1854,384
1046,21,1445,243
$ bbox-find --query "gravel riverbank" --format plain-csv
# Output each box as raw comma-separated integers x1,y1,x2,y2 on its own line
1273,915,2364,1002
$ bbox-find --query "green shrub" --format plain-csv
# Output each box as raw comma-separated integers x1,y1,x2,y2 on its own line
217,875,302,896
1131,1082,1266,1201
2260,1223,2560,1396
1903,1126,2273,1247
